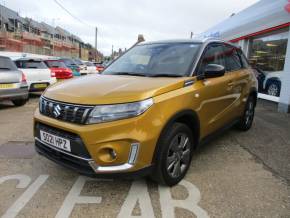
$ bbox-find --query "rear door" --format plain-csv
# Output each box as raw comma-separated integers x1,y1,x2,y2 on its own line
195,43,238,135
223,45,249,117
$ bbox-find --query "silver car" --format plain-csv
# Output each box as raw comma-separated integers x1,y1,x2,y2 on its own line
0,56,29,106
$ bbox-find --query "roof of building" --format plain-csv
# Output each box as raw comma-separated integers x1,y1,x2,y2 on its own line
199,0,289,41
40,22,56,35
24,18,43,30
55,26,71,37
0,3,85,44
0,4,25,27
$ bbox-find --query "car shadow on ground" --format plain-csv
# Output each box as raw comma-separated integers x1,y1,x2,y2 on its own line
0,93,41,110
0,101,14,110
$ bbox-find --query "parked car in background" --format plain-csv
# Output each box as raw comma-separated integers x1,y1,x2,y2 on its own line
103,60,113,67
93,62,105,72
253,67,281,97
0,56,29,106
73,58,86,74
14,58,56,92
59,58,81,76
263,71,282,97
81,61,98,74
44,59,73,80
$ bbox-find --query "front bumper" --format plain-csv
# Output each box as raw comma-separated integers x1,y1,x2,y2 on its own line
34,105,162,175
34,121,142,173
35,137,152,178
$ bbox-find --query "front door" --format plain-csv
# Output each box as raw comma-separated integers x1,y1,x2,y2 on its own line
195,43,237,137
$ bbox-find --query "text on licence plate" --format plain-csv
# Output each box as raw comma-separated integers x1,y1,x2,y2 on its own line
0,84,16,89
34,83,47,89
40,130,71,152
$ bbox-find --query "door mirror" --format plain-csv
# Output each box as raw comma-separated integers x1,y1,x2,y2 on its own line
204,64,225,78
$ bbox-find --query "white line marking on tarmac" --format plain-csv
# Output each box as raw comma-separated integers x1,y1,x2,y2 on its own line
159,180,209,218
0,174,31,189
55,176,102,218
1,175,49,218
117,180,155,218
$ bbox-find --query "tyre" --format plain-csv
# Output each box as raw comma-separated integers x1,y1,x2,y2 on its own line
236,95,255,131
266,80,280,97
150,123,194,186
12,99,28,107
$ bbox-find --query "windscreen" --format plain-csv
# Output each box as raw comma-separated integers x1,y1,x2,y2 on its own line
85,62,94,66
103,42,201,77
0,57,18,71
73,59,83,65
45,60,67,68
15,60,48,69
61,59,76,66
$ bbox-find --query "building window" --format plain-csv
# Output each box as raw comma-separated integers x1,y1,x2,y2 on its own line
248,29,289,97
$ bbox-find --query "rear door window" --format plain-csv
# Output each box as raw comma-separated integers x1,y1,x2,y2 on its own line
15,60,48,69
0,57,18,71
237,49,249,68
224,45,242,71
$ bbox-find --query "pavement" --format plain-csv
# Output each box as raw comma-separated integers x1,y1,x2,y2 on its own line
0,97,289,218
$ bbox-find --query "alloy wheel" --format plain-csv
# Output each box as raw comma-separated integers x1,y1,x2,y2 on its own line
166,133,191,178
267,84,279,96
245,100,254,126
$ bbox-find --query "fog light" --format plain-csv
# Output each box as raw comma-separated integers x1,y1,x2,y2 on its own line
109,149,117,159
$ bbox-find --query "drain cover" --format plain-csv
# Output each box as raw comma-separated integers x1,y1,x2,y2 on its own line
0,141,35,159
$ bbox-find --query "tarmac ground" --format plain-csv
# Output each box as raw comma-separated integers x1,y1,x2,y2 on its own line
0,97,289,218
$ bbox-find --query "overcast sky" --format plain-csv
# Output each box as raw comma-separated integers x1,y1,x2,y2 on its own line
5,0,259,55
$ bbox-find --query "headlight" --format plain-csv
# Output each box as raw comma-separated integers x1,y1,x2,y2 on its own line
87,98,153,124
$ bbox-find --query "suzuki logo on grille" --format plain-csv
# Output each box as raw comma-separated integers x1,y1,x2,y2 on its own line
53,104,61,118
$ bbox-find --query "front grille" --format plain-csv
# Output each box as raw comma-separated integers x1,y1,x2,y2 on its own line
39,97,94,124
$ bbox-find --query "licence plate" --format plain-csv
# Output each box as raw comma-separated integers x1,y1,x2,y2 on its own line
0,84,16,89
34,83,47,89
40,130,71,152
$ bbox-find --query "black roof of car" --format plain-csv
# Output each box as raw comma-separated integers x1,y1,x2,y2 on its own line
139,38,240,48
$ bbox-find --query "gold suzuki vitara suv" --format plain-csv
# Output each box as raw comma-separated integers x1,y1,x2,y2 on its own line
34,38,258,186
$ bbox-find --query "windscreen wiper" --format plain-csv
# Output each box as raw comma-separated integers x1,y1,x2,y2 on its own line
0,67,11,70
112,72,148,77
149,73,183,77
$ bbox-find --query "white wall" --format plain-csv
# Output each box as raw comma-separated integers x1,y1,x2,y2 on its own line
278,29,290,112
199,0,289,41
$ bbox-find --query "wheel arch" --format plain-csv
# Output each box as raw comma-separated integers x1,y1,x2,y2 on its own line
151,109,200,164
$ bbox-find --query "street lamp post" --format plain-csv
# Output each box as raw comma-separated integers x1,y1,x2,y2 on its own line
95,27,98,62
